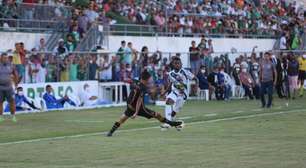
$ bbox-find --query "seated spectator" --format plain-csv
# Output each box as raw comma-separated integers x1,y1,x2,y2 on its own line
208,67,219,100
239,67,255,100
43,85,76,109
219,67,232,101
79,84,111,107
197,66,209,91
4,87,40,112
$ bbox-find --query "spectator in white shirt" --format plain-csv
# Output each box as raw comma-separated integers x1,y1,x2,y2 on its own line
79,84,111,107
279,33,287,50
99,55,112,82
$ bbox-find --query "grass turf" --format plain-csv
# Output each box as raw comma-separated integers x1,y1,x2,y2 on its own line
0,97,306,168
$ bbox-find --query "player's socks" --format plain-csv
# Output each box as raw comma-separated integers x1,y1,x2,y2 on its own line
165,105,173,121
162,118,182,127
11,115,17,123
107,122,120,137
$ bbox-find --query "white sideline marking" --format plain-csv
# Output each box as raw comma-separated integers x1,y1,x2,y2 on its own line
0,109,305,146
65,120,105,123
178,116,193,120
204,113,218,117
251,109,263,112
232,110,244,114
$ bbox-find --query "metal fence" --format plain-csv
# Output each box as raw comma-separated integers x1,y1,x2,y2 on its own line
0,18,67,32
8,3,72,21
108,24,279,39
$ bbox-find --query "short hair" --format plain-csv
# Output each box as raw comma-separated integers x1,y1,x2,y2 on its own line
172,56,181,62
46,85,52,89
121,41,126,44
141,70,151,81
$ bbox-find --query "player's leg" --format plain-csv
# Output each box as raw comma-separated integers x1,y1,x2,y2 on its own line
107,108,134,137
107,114,129,137
154,112,183,127
172,95,185,120
5,90,17,122
165,93,176,121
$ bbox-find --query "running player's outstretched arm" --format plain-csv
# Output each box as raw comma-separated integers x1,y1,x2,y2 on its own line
185,69,198,85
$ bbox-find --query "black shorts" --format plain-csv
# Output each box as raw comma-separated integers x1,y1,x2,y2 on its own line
298,70,306,81
124,106,157,119
0,88,14,102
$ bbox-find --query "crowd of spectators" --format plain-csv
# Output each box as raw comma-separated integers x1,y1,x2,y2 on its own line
3,37,306,105
107,0,305,36
1,0,305,38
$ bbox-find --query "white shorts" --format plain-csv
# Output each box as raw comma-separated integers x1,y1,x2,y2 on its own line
166,91,185,113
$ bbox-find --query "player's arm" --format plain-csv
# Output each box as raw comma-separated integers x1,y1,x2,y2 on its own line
161,82,171,97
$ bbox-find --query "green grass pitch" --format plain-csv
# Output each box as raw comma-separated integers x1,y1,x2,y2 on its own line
0,97,306,168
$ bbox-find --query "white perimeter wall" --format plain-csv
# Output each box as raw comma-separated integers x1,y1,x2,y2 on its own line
109,36,276,66
108,36,276,53
0,32,50,51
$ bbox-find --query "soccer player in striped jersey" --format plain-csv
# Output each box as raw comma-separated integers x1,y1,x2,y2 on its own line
162,57,198,130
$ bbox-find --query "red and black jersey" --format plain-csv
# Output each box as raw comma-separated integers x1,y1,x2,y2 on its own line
127,81,146,109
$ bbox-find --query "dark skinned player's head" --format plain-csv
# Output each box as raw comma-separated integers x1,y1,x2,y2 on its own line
140,70,152,85
171,56,182,71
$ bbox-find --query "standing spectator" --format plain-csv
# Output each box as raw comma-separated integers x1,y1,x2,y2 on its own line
99,55,112,82
78,10,90,32
279,33,287,50
77,57,88,81
65,34,76,52
88,54,99,80
0,53,18,122
46,56,57,82
69,54,78,81
260,52,277,108
250,56,260,99
53,39,68,58
189,41,200,74
287,54,299,99
275,54,285,98
29,54,41,83
12,43,24,82
60,57,69,82
36,38,47,53
124,42,133,65
298,54,306,97
239,67,255,100
117,41,127,64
